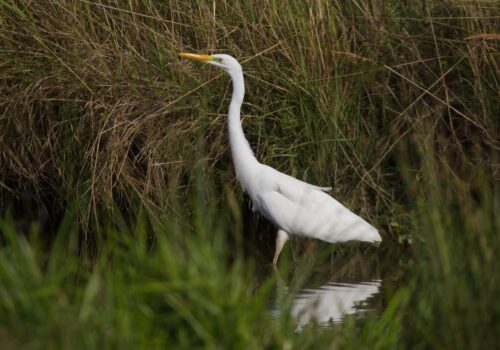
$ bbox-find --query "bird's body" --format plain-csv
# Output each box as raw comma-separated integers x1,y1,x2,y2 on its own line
178,53,381,264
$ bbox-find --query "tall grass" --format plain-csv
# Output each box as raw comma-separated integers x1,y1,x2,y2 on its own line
0,0,498,348
0,181,406,349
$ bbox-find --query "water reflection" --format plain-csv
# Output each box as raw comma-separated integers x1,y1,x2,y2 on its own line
273,278,381,330
247,233,404,330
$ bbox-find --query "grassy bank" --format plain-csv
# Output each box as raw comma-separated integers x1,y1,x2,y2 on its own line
0,0,499,348
0,185,407,349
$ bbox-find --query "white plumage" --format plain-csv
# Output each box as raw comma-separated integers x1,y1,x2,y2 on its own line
178,53,382,264
253,164,380,244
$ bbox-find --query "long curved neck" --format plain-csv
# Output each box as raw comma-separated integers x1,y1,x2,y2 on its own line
227,68,258,189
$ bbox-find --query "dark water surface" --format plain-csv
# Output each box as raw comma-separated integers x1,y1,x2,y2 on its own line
250,235,407,329
272,279,381,330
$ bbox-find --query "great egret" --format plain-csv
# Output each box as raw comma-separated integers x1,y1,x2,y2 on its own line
178,53,382,265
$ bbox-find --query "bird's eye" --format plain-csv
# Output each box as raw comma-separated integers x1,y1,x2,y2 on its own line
213,57,223,63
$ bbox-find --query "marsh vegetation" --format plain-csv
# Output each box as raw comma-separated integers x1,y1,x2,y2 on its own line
0,0,498,348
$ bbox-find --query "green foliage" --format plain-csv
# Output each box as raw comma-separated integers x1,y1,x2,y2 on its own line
0,191,406,349
0,0,498,348
1,0,497,234
404,166,500,349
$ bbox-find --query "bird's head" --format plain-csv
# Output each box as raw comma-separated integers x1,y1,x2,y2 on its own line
178,53,242,74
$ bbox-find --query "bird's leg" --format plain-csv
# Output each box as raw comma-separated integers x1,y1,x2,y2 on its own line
273,229,289,265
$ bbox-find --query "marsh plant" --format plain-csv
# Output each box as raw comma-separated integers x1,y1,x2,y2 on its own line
0,0,498,348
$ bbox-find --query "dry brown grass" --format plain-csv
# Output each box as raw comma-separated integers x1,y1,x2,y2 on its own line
0,0,498,234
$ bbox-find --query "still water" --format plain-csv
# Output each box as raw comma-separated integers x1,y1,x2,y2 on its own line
251,238,405,330
272,278,381,330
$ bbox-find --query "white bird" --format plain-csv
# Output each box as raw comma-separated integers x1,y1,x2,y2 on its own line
178,53,382,265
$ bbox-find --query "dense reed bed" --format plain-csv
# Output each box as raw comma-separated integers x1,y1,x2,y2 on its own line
0,0,498,348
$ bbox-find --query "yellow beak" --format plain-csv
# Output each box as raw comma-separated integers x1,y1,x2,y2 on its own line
178,53,214,62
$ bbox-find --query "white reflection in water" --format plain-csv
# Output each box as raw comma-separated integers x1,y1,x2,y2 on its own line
274,280,381,330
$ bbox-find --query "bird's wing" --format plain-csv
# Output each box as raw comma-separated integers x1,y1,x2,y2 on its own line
258,164,332,192
255,166,381,244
